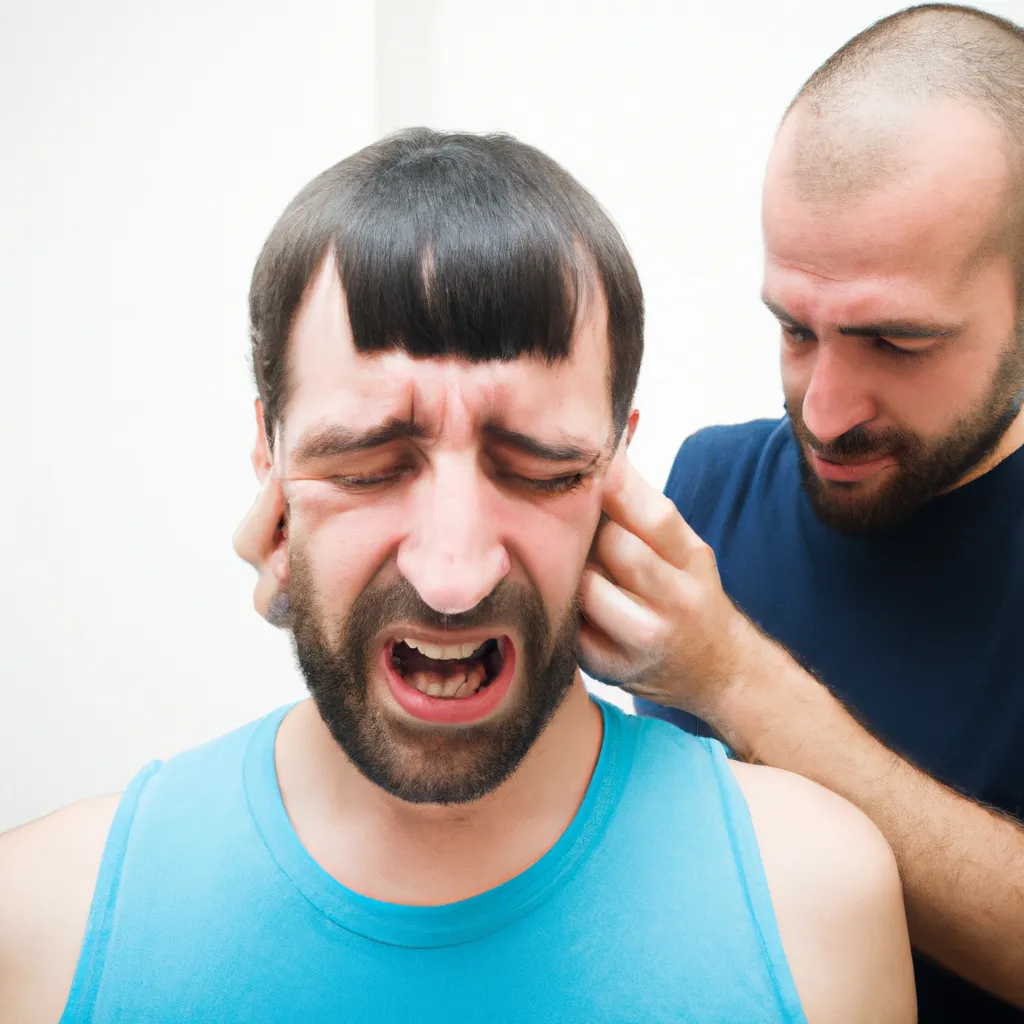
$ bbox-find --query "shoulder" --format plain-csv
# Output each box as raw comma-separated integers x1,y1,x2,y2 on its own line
729,761,916,1024
0,795,121,1023
665,419,786,522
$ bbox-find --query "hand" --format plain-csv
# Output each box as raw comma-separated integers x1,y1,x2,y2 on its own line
232,467,292,627
579,459,757,721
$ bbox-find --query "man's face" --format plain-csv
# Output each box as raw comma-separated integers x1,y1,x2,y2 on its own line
763,103,1024,532
273,256,619,804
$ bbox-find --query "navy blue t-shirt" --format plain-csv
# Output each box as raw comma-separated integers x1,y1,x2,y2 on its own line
636,417,1024,1022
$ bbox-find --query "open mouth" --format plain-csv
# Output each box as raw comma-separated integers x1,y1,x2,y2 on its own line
390,637,505,701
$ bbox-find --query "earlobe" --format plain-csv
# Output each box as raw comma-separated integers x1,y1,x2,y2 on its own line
252,399,272,483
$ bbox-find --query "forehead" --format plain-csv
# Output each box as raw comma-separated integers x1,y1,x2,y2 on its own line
280,257,614,447
763,100,1011,304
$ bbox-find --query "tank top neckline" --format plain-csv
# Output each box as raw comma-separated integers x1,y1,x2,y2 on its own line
243,698,629,948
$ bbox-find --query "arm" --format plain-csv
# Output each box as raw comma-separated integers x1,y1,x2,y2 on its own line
730,760,916,1024
0,796,119,1023
581,460,1024,1008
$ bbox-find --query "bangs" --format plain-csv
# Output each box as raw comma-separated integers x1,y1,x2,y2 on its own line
336,152,593,363
250,130,643,437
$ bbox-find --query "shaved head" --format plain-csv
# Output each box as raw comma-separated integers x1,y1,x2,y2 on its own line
780,4,1024,300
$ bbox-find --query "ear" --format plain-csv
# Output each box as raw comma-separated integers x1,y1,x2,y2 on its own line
625,408,639,447
252,399,272,483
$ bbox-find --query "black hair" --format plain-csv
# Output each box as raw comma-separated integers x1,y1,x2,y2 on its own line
249,129,644,441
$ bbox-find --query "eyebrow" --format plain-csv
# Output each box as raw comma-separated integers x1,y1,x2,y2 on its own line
288,417,603,467
290,418,427,463
762,298,963,340
483,423,603,464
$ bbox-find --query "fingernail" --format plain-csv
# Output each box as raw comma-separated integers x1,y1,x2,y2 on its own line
266,591,293,628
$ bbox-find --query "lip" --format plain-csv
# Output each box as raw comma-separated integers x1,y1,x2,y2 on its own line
809,450,897,483
380,635,517,726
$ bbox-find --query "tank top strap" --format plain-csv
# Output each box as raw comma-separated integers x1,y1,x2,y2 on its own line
702,738,806,1022
60,760,163,1024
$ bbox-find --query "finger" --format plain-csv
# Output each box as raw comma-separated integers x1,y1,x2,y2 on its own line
593,519,680,601
578,619,633,686
265,590,293,629
602,459,706,570
233,468,286,565
252,542,291,627
579,567,663,653
253,569,279,620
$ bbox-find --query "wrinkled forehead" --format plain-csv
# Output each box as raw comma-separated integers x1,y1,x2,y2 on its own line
279,256,615,454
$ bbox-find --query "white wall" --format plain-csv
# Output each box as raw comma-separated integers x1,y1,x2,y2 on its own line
0,0,375,830
3,0,1021,828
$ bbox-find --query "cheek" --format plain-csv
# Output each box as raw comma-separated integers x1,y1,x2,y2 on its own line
879,352,992,435
286,481,405,609
501,488,601,610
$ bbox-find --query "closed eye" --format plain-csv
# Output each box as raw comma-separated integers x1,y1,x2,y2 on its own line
331,468,410,490
873,337,924,359
781,324,815,345
505,472,588,495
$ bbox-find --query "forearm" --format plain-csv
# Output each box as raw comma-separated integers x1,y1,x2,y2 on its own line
708,621,1024,1008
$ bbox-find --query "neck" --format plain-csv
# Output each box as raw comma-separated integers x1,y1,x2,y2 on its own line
275,675,603,906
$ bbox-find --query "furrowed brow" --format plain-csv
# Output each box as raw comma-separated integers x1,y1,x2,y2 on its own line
290,418,427,463
483,423,602,464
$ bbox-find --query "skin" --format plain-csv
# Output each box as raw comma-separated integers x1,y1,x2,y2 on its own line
0,251,915,1023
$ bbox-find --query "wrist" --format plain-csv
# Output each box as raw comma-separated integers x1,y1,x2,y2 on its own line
700,612,802,760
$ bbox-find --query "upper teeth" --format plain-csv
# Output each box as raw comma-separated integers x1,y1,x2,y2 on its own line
401,638,489,660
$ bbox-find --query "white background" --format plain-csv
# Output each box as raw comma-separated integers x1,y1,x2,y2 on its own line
3,0,1021,830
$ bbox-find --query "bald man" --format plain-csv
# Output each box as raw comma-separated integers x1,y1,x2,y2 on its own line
613,5,1024,1021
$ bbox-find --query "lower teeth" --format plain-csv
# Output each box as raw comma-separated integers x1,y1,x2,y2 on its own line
408,665,488,699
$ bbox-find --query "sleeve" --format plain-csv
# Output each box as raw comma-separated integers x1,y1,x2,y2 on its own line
663,429,713,527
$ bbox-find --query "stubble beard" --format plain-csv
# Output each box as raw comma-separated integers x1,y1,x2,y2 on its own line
789,326,1024,533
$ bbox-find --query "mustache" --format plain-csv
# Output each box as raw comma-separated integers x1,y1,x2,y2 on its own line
786,406,913,460
344,572,578,637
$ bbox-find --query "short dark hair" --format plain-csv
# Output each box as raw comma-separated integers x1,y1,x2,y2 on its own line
788,4,1024,307
249,129,644,443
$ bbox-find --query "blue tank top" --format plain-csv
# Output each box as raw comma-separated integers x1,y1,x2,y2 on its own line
60,700,806,1023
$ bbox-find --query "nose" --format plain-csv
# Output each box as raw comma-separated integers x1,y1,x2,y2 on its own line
396,455,511,615
800,339,877,444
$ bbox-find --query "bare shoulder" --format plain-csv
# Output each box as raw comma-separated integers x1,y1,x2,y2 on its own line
0,795,121,1024
729,761,916,1024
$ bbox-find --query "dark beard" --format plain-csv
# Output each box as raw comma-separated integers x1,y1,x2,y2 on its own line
789,331,1024,533
289,554,581,806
